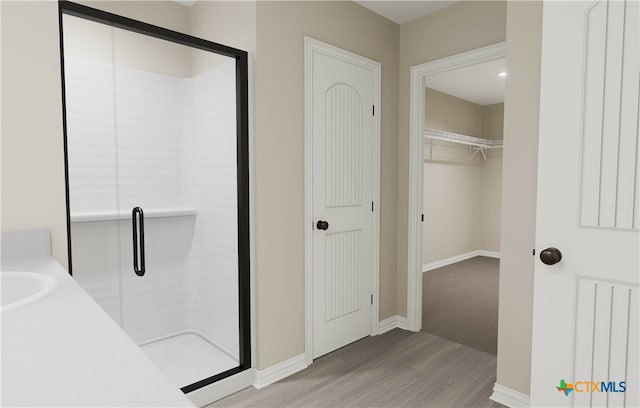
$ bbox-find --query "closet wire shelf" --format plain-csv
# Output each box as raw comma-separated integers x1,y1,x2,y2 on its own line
423,128,503,160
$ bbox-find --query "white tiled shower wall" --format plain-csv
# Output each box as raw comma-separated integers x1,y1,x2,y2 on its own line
190,62,239,357
66,56,239,360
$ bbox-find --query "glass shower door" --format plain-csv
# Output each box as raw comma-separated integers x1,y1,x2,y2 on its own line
109,25,241,389
64,13,123,328
62,5,248,394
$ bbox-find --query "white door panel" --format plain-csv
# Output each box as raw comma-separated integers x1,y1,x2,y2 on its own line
310,47,377,359
531,1,639,407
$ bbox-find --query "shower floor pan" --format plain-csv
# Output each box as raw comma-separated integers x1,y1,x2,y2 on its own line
140,331,238,389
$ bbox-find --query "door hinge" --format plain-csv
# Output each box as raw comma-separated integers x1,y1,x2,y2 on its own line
371,294,373,304
372,201,374,212
421,214,424,222
372,105,375,116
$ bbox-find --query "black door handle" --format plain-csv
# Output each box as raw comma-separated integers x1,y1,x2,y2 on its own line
540,247,562,265
316,220,329,231
132,207,146,276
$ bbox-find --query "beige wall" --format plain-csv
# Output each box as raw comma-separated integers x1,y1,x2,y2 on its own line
475,103,503,253
423,88,482,264
422,88,503,264
64,2,257,80
64,2,256,82
496,1,543,395
424,88,483,134
189,1,256,75
77,1,253,79
474,150,503,254
62,14,194,78
482,103,505,140
1,1,68,266
79,1,190,32
397,0,507,316
254,1,399,368
76,1,192,76
422,159,481,263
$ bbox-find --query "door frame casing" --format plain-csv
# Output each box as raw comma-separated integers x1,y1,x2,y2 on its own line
405,42,507,331
304,37,381,364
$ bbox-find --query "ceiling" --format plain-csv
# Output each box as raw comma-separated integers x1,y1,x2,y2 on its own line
354,1,459,24
425,58,506,106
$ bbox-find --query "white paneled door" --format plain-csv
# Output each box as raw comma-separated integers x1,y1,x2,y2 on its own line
531,1,639,407
307,38,380,359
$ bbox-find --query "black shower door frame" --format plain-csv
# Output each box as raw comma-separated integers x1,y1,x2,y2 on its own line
57,0,251,393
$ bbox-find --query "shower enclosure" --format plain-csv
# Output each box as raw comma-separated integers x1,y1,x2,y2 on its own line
59,2,250,393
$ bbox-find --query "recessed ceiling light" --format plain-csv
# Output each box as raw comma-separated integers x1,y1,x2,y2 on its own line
498,72,507,77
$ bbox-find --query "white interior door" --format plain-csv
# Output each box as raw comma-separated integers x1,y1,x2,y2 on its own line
309,41,379,359
531,1,639,407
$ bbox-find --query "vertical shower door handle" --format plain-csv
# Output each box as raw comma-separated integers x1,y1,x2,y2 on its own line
132,207,146,276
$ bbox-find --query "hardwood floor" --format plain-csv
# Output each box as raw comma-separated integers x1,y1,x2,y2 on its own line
211,329,503,407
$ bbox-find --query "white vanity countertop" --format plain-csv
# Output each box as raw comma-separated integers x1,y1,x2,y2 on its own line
1,256,195,407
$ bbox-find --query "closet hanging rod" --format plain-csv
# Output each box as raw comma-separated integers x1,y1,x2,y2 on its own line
423,128,503,149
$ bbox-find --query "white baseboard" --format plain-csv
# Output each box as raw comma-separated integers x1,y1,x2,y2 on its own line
253,353,307,389
187,368,255,407
475,250,500,258
378,314,408,334
490,383,530,407
255,316,410,390
422,250,500,272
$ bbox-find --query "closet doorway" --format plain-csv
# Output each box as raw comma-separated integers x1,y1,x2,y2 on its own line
422,59,504,354
59,2,250,397
406,43,506,356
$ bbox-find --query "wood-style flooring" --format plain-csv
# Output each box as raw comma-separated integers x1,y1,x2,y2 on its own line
422,256,499,354
211,329,503,408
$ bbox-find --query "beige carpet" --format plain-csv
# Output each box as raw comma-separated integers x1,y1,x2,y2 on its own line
422,256,499,354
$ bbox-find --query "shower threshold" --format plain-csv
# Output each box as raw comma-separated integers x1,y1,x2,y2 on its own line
139,330,238,389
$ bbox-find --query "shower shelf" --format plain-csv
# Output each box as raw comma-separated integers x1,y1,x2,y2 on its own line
70,208,197,223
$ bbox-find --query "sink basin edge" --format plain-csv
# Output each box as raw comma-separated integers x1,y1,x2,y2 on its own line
1,272,59,313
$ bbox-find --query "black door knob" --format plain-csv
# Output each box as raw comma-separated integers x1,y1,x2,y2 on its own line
316,220,329,230
540,247,562,265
